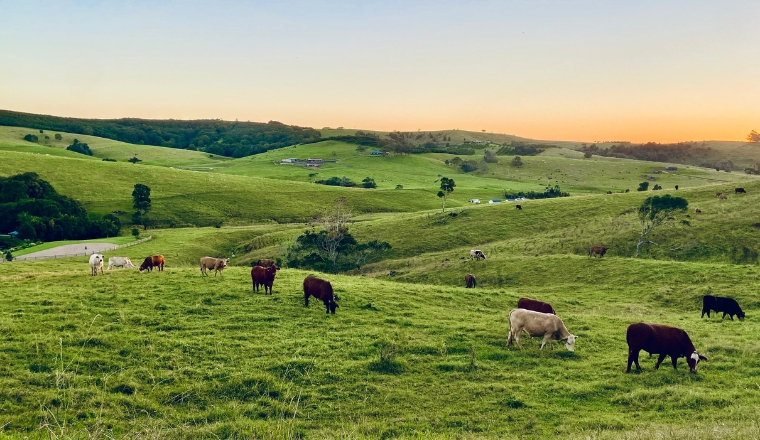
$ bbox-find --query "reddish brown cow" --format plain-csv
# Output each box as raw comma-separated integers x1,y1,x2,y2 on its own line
251,265,279,295
139,255,165,272
256,259,276,268
303,275,338,314
588,246,608,258
626,323,707,374
517,297,556,314
465,274,476,288
694,208,702,214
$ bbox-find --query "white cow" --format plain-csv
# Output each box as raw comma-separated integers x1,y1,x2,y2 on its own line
507,308,577,352
470,249,486,260
108,256,135,270
200,256,229,277
89,254,104,276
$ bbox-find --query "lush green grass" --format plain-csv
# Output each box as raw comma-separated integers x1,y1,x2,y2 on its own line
12,237,137,257
0,126,230,167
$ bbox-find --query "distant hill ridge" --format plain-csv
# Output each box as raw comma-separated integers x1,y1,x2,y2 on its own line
0,110,322,158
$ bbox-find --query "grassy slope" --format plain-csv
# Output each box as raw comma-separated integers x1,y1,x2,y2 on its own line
0,126,230,167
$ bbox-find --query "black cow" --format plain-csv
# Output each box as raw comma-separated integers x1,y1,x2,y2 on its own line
515,205,522,210
701,295,745,321
735,187,747,194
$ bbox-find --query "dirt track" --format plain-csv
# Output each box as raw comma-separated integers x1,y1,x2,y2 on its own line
16,243,117,261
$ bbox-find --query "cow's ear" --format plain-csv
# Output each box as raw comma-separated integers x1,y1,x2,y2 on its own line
699,354,708,361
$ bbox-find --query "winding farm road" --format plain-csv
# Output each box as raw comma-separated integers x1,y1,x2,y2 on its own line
15,243,118,261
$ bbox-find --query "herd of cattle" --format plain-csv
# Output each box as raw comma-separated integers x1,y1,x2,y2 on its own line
85,241,747,371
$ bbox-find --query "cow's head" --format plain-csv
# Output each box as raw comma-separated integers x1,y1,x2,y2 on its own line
562,334,577,352
328,300,339,314
687,352,708,373
738,310,746,321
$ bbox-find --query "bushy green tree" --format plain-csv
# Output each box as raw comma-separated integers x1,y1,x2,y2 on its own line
437,177,455,213
361,177,377,188
636,195,688,257
637,181,649,191
66,139,93,156
511,156,523,167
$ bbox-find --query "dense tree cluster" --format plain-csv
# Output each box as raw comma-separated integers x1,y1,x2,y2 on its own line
66,139,93,156
315,176,357,187
503,184,569,200
0,173,120,240
496,143,548,156
0,110,321,158
580,142,709,163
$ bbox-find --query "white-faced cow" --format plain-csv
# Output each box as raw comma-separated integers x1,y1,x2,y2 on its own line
108,256,135,270
470,250,486,260
626,323,707,373
507,308,577,352
200,257,229,277
89,254,104,276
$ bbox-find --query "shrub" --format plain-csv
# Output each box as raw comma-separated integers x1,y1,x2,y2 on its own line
460,161,478,172
4,251,12,261
315,176,356,187
395,184,403,189
652,184,663,190
23,134,39,143
504,184,569,200
361,177,377,188
131,228,140,238
128,157,142,164
511,156,523,167
66,139,93,156
484,150,498,163
584,151,593,158
54,133,62,140
637,181,650,191
102,158,116,162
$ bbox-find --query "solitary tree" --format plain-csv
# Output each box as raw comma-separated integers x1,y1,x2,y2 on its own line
318,198,353,273
635,195,688,257
54,133,62,140
511,156,523,167
747,130,760,143
637,181,649,191
437,177,456,213
132,184,151,229
361,177,377,188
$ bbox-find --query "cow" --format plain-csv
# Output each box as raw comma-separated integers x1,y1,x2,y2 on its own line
515,204,522,210
465,274,476,288
626,323,707,373
108,256,135,270
303,275,338,314
735,187,747,194
251,265,279,295
588,246,608,258
701,295,745,321
625,189,630,193
89,254,104,276
694,208,702,214
256,259,277,268
675,185,679,190
606,191,613,195
716,192,726,200
507,309,576,351
470,250,486,260
200,257,229,277
139,255,165,272
517,297,556,315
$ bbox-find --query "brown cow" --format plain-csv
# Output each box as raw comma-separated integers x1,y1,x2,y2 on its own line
517,297,555,314
716,192,727,200
139,255,164,272
606,191,613,194
200,257,229,277
588,246,608,258
256,259,276,268
465,274,476,288
694,208,701,214
251,265,279,295
303,275,338,314
626,323,707,374
625,189,630,193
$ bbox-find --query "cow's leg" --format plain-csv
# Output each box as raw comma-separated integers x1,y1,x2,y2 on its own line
671,355,679,370
722,312,727,320
701,308,707,318
514,331,523,350
626,349,640,372
507,329,513,346
655,353,667,369
304,294,309,307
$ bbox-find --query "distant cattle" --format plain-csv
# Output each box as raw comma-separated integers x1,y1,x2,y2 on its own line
606,191,613,195
256,259,277,268
716,192,727,200
139,255,164,272
694,208,702,214
626,323,707,373
517,297,556,314
251,265,279,295
507,309,576,351
303,275,338,314
200,257,229,277
89,254,104,276
675,185,679,190
107,256,134,270
701,295,745,321
735,187,746,194
625,189,630,193
470,250,486,260
515,204,522,210
465,274,476,288
588,246,608,258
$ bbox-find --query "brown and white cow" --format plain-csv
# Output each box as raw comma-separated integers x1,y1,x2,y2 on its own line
507,308,577,352
303,275,338,314
694,208,702,214
465,274,477,288
588,246,608,258
251,265,279,295
626,323,707,373
139,255,164,272
517,297,556,314
470,250,486,260
200,257,229,277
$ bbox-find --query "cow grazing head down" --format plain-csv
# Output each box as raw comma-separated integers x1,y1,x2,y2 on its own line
687,352,708,373
563,335,577,352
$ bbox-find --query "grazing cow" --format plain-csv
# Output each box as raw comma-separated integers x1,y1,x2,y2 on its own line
465,274,477,288
735,187,747,194
588,246,608,258
517,297,556,315
515,204,522,210
251,265,279,295
107,256,134,270
507,308,576,351
625,189,630,193
701,295,745,321
470,250,486,260
256,259,277,268
694,208,702,214
626,323,707,373
303,275,338,314
139,255,165,272
606,191,613,194
716,192,727,200
89,254,104,276
200,256,229,277
675,185,679,190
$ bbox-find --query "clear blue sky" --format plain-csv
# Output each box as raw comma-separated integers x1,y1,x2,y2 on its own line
1,0,758,141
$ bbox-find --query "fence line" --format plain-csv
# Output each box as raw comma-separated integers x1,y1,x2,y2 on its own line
1,236,152,263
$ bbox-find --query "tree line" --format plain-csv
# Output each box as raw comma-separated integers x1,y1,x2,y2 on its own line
580,142,709,163
1,110,321,158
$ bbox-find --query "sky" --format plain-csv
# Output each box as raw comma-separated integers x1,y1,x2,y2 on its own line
1,0,758,142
